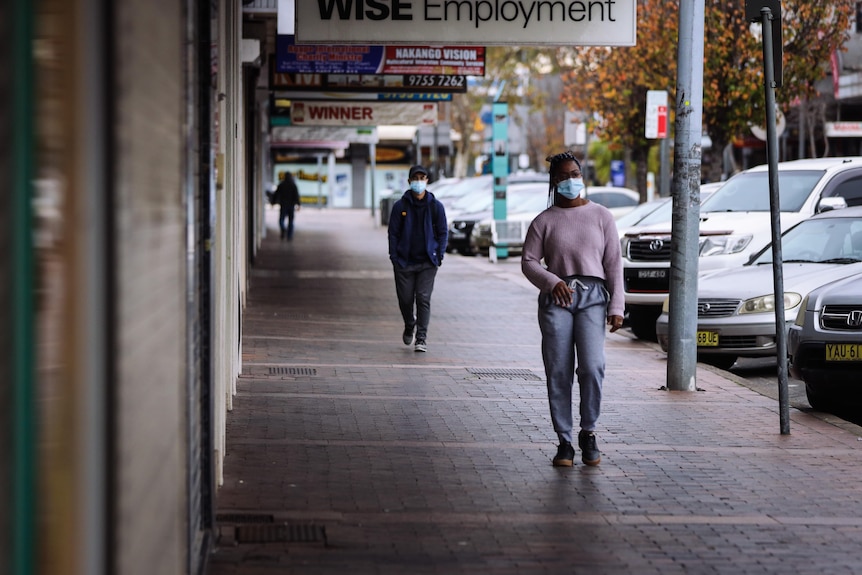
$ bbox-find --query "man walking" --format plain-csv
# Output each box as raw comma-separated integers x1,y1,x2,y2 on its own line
273,171,300,240
387,165,448,352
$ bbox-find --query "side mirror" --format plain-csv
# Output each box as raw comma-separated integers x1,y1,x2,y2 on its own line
816,196,848,213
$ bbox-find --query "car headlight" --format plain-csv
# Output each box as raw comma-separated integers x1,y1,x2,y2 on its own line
661,296,670,313
739,292,802,315
699,234,752,257
794,294,810,326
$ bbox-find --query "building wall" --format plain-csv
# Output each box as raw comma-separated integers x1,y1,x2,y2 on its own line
112,0,187,572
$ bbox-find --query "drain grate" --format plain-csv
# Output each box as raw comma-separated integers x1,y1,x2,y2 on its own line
216,513,274,524
268,366,318,376
468,367,542,381
235,523,327,545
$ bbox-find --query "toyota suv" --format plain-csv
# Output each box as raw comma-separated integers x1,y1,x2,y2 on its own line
622,157,862,340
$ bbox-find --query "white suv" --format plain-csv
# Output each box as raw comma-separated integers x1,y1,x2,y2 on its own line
622,157,862,340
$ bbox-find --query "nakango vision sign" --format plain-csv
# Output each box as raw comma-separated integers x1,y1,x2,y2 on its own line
295,0,636,46
277,35,484,76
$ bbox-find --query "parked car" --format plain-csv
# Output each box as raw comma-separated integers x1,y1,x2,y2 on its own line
437,171,547,214
583,186,640,219
623,158,862,340
655,206,862,370
469,191,551,256
789,270,862,411
615,184,720,240
379,176,463,225
469,186,639,256
448,182,548,255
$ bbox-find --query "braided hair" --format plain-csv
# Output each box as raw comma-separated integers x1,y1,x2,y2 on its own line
545,151,583,206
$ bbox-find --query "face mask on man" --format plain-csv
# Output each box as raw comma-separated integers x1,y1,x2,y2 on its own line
556,177,585,200
410,180,427,194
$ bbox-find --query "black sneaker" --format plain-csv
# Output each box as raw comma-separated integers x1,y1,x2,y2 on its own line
414,339,427,352
402,325,414,346
552,442,574,467
578,430,601,466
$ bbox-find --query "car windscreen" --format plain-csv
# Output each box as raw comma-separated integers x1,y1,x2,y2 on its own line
751,217,862,265
436,176,491,200
614,198,670,228
702,170,825,213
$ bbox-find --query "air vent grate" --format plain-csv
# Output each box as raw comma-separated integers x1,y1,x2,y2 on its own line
268,367,318,376
235,523,327,545
468,368,542,381
216,513,274,524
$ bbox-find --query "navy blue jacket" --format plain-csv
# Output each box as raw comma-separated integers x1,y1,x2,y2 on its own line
388,190,448,268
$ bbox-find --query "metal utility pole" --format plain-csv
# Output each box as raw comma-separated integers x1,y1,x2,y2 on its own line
748,0,790,434
666,0,705,391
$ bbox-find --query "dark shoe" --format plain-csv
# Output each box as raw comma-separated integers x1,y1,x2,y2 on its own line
414,339,427,352
402,325,414,346
552,442,574,467
578,430,601,466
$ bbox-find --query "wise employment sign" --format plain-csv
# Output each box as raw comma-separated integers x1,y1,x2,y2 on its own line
295,0,636,46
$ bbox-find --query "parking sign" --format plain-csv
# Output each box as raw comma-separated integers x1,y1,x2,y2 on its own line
645,90,669,139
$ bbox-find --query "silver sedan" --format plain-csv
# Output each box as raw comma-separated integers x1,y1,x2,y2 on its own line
656,206,862,370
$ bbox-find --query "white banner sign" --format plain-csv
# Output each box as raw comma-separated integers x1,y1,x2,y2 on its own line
645,90,668,139
295,1,637,46
290,101,437,126
272,126,379,144
825,122,862,138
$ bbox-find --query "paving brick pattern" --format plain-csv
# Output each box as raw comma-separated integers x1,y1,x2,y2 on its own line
207,208,862,575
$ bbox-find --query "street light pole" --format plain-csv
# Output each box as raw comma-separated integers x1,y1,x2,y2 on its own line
666,0,705,391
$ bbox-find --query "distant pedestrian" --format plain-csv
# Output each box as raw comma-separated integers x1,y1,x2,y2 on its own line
387,165,448,353
272,171,300,240
521,151,624,467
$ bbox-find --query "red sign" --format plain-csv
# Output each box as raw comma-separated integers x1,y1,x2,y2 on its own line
657,105,668,139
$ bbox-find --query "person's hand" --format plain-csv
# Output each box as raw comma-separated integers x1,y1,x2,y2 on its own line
551,281,574,307
608,315,624,333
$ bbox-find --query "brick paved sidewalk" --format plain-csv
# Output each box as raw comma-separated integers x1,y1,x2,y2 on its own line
207,208,862,575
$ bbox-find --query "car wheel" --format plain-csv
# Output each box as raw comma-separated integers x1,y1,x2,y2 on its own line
629,307,661,341
805,383,836,412
698,354,737,371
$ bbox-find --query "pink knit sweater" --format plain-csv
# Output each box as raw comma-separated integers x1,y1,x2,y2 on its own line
521,202,625,317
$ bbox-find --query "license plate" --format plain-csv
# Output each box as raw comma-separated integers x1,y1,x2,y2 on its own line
696,331,719,347
638,269,667,279
825,343,862,361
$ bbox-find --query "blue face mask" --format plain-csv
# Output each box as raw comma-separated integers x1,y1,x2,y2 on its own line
410,180,427,195
556,177,585,200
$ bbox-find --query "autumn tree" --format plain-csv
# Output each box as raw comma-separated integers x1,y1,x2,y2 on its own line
561,0,853,197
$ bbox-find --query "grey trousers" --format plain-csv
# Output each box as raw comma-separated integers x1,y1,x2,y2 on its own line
393,262,438,341
538,276,609,444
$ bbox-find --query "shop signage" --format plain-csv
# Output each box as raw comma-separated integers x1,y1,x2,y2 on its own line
289,101,437,126
276,35,485,76
270,70,467,93
294,0,636,46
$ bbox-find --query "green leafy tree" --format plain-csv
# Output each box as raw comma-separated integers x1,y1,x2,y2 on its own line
450,47,567,176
